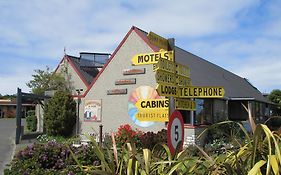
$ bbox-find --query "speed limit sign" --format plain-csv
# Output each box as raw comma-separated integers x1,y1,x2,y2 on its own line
167,110,184,155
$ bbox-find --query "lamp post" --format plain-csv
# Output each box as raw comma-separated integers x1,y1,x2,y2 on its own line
76,89,83,135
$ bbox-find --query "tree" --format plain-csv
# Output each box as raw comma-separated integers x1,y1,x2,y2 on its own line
44,90,76,136
268,89,281,116
26,67,69,95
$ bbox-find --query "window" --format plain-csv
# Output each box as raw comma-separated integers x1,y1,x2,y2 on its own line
194,99,213,125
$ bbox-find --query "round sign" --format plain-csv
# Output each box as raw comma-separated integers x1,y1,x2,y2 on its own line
167,110,184,155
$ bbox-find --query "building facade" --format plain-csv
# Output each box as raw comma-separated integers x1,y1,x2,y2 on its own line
54,26,270,145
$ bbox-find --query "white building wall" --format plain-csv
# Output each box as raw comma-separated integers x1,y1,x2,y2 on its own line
56,58,87,95
81,30,165,135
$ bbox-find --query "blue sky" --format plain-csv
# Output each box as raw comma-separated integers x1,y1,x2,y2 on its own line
0,0,280,95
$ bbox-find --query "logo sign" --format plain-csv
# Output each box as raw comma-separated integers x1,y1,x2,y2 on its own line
131,50,174,65
154,58,176,73
147,31,169,50
175,98,196,111
156,83,178,97
135,99,169,122
135,110,168,122
167,110,184,155
135,99,169,110
178,86,225,98
155,70,177,85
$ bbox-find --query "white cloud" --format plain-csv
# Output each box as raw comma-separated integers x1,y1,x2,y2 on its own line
0,0,281,94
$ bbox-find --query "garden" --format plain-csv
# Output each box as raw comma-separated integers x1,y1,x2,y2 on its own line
4,89,281,174
4,121,281,175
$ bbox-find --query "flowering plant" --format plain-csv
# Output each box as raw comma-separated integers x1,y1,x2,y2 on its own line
115,124,143,147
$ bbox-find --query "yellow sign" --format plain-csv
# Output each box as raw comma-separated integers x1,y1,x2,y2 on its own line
136,110,168,122
135,99,169,110
155,70,177,85
176,63,190,77
131,50,174,65
178,86,225,98
155,57,176,73
177,75,192,86
147,31,169,50
156,83,178,97
175,98,196,111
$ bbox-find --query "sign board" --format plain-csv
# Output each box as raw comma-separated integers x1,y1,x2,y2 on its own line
178,86,225,98
147,31,169,50
134,99,169,122
135,99,169,110
131,50,174,65
175,98,196,111
135,110,168,122
155,70,177,85
107,89,127,95
115,78,136,85
167,110,184,155
176,63,190,77
154,58,176,73
123,68,145,75
177,75,192,86
156,83,178,97
84,100,102,122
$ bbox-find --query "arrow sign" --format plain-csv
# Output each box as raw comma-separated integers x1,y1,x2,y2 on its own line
156,83,178,97
135,99,169,110
155,70,177,85
175,98,196,111
131,50,174,66
178,86,225,98
147,31,169,50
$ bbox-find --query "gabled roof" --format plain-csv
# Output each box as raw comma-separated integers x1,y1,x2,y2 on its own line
66,55,99,85
83,26,269,103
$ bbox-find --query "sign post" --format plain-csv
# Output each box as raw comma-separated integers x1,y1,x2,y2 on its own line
167,110,184,155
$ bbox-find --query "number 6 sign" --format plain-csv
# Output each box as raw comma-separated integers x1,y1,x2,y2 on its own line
167,110,184,155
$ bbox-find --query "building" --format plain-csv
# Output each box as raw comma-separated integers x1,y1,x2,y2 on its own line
0,99,35,118
55,26,271,145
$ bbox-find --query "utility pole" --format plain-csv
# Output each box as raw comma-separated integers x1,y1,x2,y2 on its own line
76,89,83,135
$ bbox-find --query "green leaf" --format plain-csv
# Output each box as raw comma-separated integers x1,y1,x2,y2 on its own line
248,160,266,175
269,155,279,175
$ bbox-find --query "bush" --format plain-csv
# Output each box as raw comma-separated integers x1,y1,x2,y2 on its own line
140,129,167,150
44,90,76,137
115,124,143,147
26,110,37,132
5,141,99,175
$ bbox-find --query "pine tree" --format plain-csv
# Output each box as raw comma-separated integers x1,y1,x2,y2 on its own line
44,90,76,136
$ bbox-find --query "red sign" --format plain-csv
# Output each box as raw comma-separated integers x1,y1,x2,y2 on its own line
167,110,184,155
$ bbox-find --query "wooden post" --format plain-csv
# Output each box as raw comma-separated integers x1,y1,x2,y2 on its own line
168,38,175,117
99,124,103,147
16,88,22,144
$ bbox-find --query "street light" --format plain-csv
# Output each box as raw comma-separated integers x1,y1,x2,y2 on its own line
76,89,83,135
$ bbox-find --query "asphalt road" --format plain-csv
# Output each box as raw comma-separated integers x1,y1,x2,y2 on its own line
0,118,16,174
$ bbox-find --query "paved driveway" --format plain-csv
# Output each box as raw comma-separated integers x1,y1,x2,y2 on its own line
0,118,16,174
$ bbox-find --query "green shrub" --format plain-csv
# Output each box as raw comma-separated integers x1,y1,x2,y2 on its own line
26,110,37,132
44,90,76,137
140,129,167,150
115,124,143,148
4,141,99,175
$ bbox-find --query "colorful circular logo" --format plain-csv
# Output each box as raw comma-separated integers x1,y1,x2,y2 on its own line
128,86,160,127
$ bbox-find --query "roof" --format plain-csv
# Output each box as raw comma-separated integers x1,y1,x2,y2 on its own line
66,55,99,85
175,47,269,103
82,26,269,103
